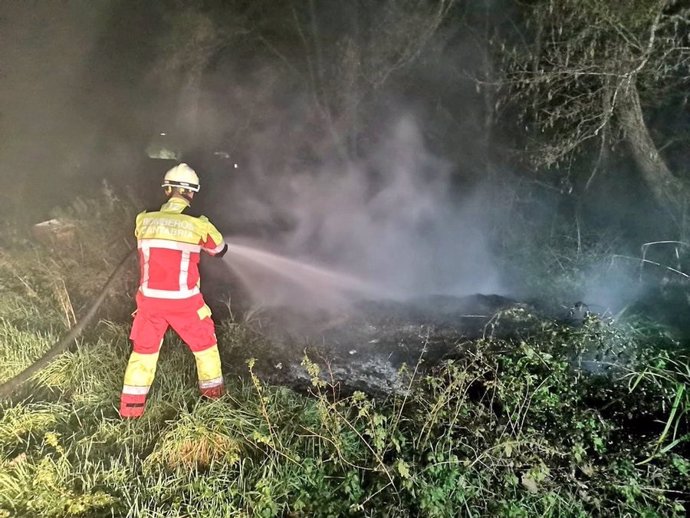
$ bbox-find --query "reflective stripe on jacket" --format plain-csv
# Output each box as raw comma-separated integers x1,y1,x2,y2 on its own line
135,197,225,299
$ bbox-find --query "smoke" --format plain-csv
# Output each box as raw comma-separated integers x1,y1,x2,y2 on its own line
212,104,503,308
185,11,508,310
276,117,501,294
582,262,644,315
0,1,504,310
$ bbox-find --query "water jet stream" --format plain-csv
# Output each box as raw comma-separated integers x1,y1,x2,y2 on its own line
222,241,394,308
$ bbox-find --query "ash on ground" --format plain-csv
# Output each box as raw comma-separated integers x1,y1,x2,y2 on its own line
221,294,550,395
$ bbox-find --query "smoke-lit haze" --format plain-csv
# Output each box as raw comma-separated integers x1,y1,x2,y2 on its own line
218,114,503,309
1,1,674,320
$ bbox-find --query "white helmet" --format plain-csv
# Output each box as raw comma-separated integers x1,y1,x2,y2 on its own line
161,163,200,192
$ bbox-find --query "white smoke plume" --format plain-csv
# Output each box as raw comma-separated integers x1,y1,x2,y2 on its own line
217,113,503,309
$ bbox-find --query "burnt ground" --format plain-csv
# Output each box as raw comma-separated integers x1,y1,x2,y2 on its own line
220,294,555,395
215,292,690,466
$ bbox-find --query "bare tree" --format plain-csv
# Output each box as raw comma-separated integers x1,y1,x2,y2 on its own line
500,0,690,223
150,4,248,148
289,0,455,159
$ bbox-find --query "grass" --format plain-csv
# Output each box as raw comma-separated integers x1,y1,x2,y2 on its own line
0,193,688,516
0,324,688,516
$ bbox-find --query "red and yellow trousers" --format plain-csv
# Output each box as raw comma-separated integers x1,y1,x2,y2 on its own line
120,293,224,418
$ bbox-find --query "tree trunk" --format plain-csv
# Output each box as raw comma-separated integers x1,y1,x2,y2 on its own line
616,79,687,225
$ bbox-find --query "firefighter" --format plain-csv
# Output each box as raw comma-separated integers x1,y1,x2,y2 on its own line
119,163,228,418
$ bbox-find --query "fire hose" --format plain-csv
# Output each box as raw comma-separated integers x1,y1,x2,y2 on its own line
0,248,136,400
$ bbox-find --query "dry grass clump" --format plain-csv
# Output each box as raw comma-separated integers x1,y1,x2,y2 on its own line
144,408,243,471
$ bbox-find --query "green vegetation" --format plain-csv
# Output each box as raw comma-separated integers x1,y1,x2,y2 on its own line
0,202,688,517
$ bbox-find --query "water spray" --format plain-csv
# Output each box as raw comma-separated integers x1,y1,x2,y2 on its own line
222,241,398,310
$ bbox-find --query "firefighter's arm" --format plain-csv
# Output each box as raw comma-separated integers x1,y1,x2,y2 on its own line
199,216,228,257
